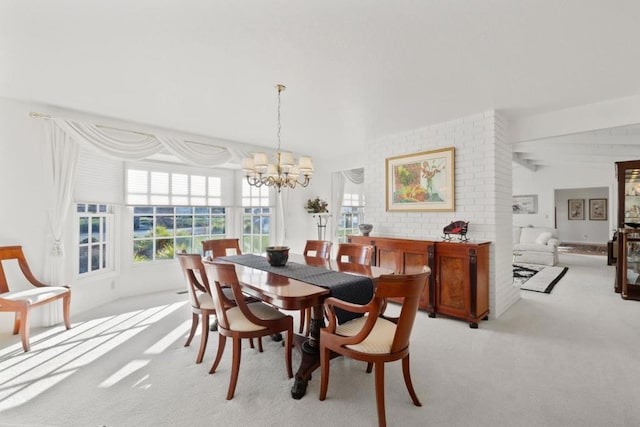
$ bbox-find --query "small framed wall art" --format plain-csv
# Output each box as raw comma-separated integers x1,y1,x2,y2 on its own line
512,195,538,214
568,199,585,220
589,198,607,220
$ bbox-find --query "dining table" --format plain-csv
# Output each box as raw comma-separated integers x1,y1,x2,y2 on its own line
219,252,393,399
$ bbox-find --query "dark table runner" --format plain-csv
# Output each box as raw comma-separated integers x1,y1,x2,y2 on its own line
220,254,373,324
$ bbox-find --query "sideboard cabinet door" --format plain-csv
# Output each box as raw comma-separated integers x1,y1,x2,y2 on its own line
434,241,490,328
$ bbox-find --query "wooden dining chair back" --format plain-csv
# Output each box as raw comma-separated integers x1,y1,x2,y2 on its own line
303,240,333,260
298,240,333,335
202,238,242,258
319,269,431,427
0,245,71,352
336,243,374,265
203,260,294,400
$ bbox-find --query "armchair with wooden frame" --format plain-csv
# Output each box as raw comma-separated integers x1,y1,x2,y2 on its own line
0,246,71,352
319,269,430,427
203,260,294,400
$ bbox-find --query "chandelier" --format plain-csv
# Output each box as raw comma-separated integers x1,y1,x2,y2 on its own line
241,84,313,192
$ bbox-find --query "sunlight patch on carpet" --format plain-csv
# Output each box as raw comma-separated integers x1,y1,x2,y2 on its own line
513,263,568,294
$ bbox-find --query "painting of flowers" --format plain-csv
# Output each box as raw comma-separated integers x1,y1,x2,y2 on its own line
385,147,455,211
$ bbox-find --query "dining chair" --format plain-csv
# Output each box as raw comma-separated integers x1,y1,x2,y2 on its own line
303,240,333,260
298,240,333,335
318,269,430,427
203,260,294,400
178,253,262,363
336,242,374,265
0,245,71,352
202,238,242,258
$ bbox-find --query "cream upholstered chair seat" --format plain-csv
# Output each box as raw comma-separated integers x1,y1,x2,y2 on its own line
335,315,397,354
225,302,290,332
1,287,69,304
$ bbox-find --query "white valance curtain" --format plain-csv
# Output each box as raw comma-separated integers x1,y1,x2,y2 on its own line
53,118,248,165
41,116,252,288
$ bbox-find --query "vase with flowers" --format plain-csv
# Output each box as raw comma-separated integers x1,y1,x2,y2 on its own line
305,196,329,214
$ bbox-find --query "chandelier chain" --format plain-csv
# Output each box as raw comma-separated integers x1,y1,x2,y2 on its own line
277,86,282,151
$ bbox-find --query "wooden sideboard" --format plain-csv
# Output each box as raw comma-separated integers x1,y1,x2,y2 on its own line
348,235,435,311
347,235,490,328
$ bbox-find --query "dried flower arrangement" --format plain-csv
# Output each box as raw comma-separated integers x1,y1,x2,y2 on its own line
305,196,329,213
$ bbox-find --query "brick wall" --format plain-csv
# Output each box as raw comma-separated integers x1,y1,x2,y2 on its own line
363,110,517,318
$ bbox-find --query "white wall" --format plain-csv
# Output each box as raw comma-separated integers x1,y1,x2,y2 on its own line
513,164,615,244
360,111,517,318
555,187,611,243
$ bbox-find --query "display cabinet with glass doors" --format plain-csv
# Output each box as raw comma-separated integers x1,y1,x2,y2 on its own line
616,160,640,298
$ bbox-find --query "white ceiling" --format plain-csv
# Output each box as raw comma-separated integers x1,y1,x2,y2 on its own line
2,1,640,168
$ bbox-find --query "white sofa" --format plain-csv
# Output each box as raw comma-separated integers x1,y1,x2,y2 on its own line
513,226,560,266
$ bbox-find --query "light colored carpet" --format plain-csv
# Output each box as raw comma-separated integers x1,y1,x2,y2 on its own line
1,253,639,427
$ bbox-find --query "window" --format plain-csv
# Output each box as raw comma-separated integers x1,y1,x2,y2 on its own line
241,180,271,254
127,169,222,206
127,167,228,262
133,206,226,262
77,203,113,275
337,193,365,243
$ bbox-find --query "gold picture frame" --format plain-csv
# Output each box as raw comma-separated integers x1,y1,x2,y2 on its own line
385,147,455,212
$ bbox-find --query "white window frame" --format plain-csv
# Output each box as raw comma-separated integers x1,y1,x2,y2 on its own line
76,203,114,277
241,180,272,254
338,193,365,243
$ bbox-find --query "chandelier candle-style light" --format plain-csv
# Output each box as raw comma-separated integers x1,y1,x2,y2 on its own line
241,84,313,192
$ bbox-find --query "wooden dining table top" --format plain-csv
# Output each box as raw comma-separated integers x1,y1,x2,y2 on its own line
228,254,392,311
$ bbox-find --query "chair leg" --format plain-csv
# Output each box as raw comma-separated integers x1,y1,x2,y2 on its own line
366,362,373,373
258,336,264,353
18,305,30,352
184,313,199,347
209,334,227,374
62,293,71,330
304,308,311,337
196,314,209,364
319,346,331,401
226,338,242,400
13,311,21,335
402,355,422,406
298,309,305,334
374,362,386,427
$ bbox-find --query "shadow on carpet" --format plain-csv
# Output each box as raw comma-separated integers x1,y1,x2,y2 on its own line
513,263,569,293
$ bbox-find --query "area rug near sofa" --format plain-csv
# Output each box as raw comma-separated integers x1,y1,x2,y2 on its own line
513,263,569,293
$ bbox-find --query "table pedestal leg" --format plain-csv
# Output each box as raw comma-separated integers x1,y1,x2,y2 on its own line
291,304,324,399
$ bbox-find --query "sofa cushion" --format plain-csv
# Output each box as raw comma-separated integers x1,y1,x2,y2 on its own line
535,231,553,245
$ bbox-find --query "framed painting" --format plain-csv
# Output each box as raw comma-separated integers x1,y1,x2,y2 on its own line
385,147,455,212
568,199,585,220
589,198,607,220
512,195,538,214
